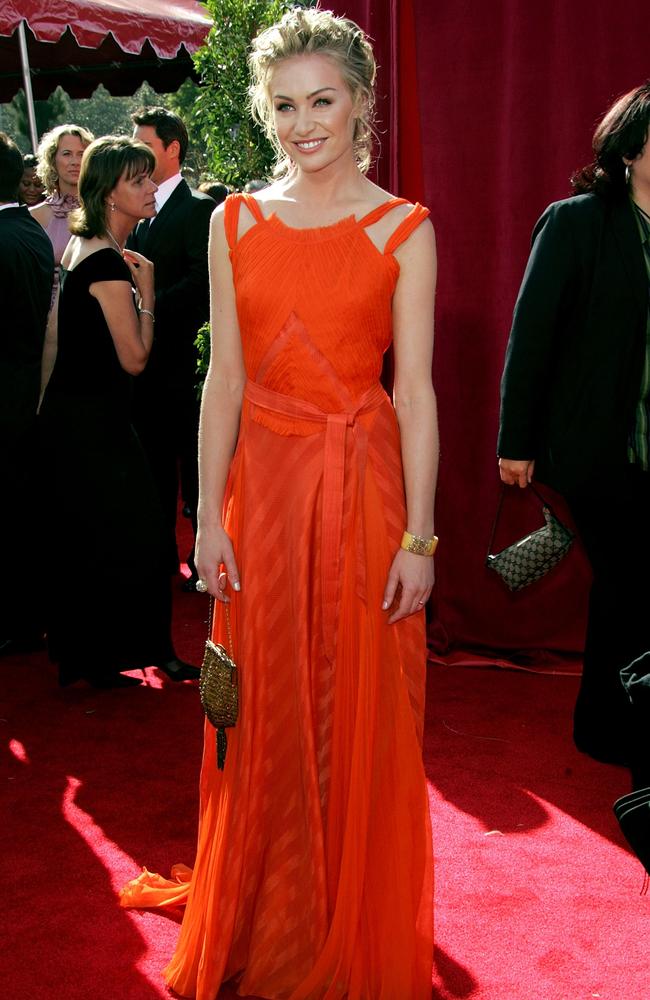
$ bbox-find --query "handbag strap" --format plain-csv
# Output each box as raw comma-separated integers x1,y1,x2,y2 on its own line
487,482,553,556
207,596,234,659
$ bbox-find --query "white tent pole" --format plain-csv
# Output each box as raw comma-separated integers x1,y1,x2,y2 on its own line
17,20,39,153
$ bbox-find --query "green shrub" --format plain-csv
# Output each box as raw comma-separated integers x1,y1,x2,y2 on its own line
194,0,313,190
192,0,315,391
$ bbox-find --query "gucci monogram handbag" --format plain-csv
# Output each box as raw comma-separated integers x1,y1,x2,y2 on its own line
486,484,574,591
200,599,238,769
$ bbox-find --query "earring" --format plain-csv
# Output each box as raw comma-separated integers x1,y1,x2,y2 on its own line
625,164,631,185
110,202,116,212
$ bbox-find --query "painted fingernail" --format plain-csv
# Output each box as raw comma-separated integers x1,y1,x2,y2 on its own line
233,581,241,591
382,600,389,610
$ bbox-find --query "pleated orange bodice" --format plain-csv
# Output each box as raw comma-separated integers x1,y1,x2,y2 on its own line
231,197,409,404
121,193,434,1000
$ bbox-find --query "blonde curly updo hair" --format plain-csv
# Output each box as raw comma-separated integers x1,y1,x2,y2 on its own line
36,124,94,195
249,7,377,176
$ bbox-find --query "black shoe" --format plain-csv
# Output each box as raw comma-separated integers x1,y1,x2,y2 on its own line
90,670,142,689
574,741,630,767
155,657,201,681
59,663,142,688
0,634,46,657
58,661,83,687
574,726,631,766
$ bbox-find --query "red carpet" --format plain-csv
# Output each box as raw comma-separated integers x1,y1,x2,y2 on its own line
2,583,647,999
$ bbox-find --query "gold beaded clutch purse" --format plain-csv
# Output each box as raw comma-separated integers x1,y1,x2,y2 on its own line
200,599,238,770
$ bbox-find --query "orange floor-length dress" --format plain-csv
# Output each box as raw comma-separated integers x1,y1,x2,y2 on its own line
121,193,434,999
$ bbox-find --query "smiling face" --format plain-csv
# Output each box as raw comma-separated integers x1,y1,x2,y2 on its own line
19,167,44,206
269,53,359,175
107,167,158,228
54,133,88,195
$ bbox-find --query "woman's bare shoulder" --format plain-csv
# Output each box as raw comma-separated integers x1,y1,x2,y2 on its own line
65,238,126,275
30,202,52,227
252,181,284,204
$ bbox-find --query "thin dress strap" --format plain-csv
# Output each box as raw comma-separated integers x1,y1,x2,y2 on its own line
241,193,266,223
223,193,242,251
357,197,409,229
224,193,266,251
383,203,430,255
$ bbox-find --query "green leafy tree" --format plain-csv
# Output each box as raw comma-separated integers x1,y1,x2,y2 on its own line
192,1,315,388
1,82,185,152
63,81,209,180
165,78,208,181
7,87,69,151
193,0,315,190
62,83,164,140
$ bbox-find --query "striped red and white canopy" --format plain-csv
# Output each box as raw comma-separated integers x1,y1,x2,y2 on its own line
0,0,212,99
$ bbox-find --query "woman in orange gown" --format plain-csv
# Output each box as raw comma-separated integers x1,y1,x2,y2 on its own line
121,9,438,998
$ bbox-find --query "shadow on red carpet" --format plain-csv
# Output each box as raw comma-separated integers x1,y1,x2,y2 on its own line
2,569,647,999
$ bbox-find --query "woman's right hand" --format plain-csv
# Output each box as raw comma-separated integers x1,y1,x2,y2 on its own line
195,523,241,602
122,249,154,308
499,458,535,488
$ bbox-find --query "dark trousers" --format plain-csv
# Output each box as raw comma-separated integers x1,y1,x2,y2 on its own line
133,384,200,576
620,652,650,788
565,464,650,763
38,398,177,676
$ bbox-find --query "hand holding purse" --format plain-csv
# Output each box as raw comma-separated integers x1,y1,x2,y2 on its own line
486,483,574,591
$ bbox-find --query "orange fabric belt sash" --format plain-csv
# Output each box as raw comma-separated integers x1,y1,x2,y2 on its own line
244,379,389,661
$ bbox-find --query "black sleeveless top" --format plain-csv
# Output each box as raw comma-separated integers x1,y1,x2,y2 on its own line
45,247,134,414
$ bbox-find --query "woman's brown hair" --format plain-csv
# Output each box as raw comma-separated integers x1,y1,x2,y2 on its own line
69,136,155,239
572,82,650,197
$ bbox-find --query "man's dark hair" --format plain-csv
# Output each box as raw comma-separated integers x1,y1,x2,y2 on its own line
572,81,650,198
0,132,25,201
131,106,189,165
198,180,231,206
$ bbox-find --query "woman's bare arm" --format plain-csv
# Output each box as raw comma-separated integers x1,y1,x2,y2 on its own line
30,203,52,230
383,217,439,623
89,280,152,375
90,249,155,375
194,206,247,601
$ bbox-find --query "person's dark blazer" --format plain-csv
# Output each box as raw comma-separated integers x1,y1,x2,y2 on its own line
0,206,54,435
498,192,648,495
128,178,215,398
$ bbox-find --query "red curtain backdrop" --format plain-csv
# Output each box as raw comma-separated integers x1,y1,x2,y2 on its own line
332,0,650,657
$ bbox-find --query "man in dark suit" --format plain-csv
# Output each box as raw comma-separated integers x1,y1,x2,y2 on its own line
0,132,54,654
129,107,215,582
498,83,650,767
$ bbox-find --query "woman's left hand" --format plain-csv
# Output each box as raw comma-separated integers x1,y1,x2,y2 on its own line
382,549,435,624
122,249,154,305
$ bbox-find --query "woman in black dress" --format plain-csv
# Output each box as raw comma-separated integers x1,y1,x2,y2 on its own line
40,136,200,687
